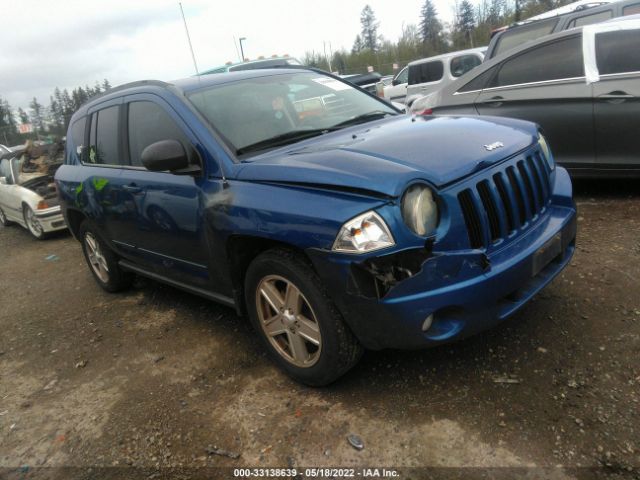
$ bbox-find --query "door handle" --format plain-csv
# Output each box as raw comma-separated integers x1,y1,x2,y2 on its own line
598,91,634,103
123,183,142,193
481,96,504,107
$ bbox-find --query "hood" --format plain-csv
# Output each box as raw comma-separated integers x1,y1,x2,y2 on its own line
235,115,537,197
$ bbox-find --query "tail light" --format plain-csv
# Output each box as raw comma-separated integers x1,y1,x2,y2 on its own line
416,108,433,115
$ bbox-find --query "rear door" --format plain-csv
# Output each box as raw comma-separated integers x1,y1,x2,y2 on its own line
592,27,640,168
475,34,594,167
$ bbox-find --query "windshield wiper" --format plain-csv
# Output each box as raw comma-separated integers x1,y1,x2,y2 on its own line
332,110,397,128
236,128,336,156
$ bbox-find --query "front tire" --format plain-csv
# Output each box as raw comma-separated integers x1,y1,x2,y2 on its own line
245,249,363,386
0,206,12,227
23,205,46,240
79,221,133,292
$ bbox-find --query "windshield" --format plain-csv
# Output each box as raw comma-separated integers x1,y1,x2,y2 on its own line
187,71,397,157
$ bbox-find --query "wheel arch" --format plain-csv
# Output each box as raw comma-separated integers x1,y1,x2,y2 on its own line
225,234,314,316
64,208,88,241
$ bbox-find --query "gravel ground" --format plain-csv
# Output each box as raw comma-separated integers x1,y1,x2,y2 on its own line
0,179,638,480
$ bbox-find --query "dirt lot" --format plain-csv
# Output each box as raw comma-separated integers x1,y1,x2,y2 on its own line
0,179,638,479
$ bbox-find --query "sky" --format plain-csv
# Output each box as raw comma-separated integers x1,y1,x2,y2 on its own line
0,0,463,112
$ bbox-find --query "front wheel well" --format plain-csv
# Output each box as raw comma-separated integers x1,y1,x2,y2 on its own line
64,208,87,240
226,235,313,315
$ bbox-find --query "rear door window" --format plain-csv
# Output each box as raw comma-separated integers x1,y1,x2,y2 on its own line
127,101,192,167
87,106,121,165
408,61,444,85
490,35,583,88
450,54,482,77
567,10,613,28
596,29,640,75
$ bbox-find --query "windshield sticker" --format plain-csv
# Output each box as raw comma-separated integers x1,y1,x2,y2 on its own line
312,77,351,91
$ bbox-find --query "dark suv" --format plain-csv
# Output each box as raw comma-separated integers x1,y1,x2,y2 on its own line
55,69,576,385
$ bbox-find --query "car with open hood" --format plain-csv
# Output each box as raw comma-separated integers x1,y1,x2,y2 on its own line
0,144,67,239
55,68,576,385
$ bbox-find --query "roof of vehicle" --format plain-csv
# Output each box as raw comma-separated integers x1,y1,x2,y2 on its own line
407,47,487,67
199,56,300,75
438,15,639,97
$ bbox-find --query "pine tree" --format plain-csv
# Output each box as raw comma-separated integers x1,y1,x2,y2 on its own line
419,0,444,54
29,97,45,134
352,34,364,54
18,107,29,124
102,79,112,91
360,5,380,52
455,0,477,48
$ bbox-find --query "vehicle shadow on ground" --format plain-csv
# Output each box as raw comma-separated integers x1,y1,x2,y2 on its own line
573,177,640,198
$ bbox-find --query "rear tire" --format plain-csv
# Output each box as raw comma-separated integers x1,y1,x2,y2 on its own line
79,221,134,292
245,248,363,386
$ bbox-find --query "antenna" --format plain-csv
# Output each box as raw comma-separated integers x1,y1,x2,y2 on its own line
179,2,199,75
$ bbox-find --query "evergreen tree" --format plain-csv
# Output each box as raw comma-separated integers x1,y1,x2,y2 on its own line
360,5,380,52
29,97,45,133
454,0,477,48
352,34,364,54
102,79,112,91
18,107,29,124
419,0,444,54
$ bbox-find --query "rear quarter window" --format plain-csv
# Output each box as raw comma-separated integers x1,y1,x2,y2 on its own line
623,3,640,15
450,54,482,77
68,117,87,164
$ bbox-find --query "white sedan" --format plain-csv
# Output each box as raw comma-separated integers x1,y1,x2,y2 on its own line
0,155,67,239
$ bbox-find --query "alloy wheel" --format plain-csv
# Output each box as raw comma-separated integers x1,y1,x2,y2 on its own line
255,275,322,368
85,232,110,283
25,207,43,237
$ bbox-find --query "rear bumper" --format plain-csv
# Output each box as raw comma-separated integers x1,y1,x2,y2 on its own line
308,167,577,350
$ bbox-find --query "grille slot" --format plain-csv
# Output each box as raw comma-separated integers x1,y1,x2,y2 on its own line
458,190,484,249
458,151,552,249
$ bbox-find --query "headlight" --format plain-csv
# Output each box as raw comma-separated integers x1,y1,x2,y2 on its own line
401,184,438,236
332,211,395,253
538,133,555,171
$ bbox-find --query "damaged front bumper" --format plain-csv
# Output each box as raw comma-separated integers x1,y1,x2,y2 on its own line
35,206,67,232
308,204,576,350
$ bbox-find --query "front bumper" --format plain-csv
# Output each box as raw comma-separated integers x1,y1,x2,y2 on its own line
35,206,67,232
308,170,577,351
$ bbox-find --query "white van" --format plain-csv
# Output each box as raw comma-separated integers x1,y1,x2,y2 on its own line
393,47,486,106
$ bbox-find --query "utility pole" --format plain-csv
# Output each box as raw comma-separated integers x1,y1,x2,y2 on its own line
239,37,247,61
323,41,332,72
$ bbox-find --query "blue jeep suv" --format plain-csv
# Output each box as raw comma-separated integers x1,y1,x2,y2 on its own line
55,69,577,385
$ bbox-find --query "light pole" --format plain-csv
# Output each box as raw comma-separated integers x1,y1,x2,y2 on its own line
239,37,247,61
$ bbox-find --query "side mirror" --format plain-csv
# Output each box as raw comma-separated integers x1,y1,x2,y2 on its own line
141,140,194,173
392,78,399,86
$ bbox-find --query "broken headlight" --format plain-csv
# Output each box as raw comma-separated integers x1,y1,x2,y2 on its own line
401,183,438,237
332,211,395,254
538,132,555,171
